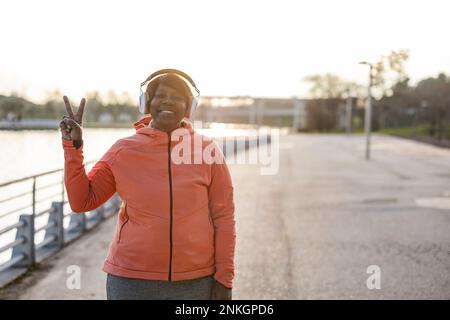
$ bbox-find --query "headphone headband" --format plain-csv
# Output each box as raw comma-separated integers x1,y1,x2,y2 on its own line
140,68,200,96
138,68,200,117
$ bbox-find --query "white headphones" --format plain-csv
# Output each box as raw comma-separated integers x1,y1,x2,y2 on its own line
139,69,200,118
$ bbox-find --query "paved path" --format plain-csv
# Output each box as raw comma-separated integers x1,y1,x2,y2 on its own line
1,133,449,299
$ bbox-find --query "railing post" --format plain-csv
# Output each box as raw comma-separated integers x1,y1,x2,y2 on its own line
11,214,35,267
32,177,36,216
0,164,122,288
92,206,105,225
61,171,65,203
68,211,86,237
44,202,64,249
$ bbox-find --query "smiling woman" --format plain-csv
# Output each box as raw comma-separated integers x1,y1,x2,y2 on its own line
146,74,192,104
60,69,235,300
146,75,192,133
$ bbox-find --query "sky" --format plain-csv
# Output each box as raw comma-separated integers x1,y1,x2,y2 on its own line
1,0,449,104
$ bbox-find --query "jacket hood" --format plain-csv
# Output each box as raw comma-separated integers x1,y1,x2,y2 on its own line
132,115,195,138
133,115,153,131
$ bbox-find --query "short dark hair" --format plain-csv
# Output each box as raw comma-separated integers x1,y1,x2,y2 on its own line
145,74,192,110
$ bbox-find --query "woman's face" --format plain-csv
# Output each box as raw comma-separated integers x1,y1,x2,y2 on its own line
148,83,188,132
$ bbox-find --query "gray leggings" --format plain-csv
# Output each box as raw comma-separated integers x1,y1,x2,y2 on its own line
106,273,215,300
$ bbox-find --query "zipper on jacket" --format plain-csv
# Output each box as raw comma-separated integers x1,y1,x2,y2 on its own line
117,202,129,243
167,132,174,282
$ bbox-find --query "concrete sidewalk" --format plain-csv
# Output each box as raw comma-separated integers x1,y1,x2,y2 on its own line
1,133,449,299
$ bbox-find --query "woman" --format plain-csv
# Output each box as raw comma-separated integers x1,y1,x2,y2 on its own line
59,70,236,300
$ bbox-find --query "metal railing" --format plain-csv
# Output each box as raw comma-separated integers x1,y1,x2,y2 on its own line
0,161,122,288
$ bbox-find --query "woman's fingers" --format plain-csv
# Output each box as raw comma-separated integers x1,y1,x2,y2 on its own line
63,96,75,119
59,120,71,140
59,120,67,131
64,117,79,129
63,96,86,124
60,116,82,140
60,118,72,130
76,98,86,121
61,96,85,140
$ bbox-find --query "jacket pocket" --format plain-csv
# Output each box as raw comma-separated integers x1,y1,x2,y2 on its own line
117,202,129,243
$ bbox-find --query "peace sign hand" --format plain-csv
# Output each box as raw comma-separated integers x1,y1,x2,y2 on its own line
59,96,86,141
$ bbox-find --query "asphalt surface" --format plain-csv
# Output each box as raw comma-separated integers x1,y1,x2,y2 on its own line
1,133,449,299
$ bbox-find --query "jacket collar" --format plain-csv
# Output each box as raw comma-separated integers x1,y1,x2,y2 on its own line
133,115,195,138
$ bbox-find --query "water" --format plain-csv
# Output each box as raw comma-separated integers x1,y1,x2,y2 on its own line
0,128,135,184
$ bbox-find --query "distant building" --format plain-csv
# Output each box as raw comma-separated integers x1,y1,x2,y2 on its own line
117,113,133,122
98,113,114,123
198,97,307,130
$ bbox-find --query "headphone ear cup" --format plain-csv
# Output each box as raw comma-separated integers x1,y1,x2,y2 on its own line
190,97,198,118
139,92,146,114
139,92,149,114
185,97,198,118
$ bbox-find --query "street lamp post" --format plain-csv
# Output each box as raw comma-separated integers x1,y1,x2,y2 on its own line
359,61,373,160
345,94,352,135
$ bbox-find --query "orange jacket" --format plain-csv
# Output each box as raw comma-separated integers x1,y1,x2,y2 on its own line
62,116,236,288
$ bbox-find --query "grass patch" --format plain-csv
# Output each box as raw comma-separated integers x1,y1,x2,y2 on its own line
377,124,432,136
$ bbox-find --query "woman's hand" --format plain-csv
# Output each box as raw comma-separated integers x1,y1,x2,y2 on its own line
60,95,85,141
210,279,232,300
